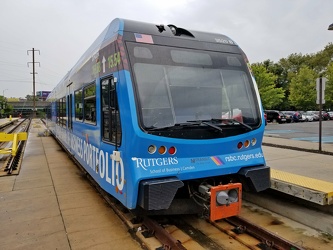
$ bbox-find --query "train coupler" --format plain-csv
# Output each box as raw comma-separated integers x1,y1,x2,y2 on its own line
201,183,242,221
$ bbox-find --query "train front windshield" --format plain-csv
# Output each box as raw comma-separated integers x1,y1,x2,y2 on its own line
127,43,261,137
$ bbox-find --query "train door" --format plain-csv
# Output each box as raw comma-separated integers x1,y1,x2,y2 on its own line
67,83,73,130
101,76,121,146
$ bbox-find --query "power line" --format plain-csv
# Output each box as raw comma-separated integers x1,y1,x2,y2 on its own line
0,79,31,83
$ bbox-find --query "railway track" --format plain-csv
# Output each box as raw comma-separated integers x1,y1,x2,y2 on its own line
0,118,20,133
85,174,307,250
0,118,31,175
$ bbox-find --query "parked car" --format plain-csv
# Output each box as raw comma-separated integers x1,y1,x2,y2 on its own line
282,111,294,123
293,111,304,122
322,111,330,120
306,111,319,121
265,110,287,123
309,111,329,121
303,111,315,122
328,111,333,120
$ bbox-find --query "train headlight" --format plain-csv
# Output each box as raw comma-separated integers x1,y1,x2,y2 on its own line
216,189,239,205
251,138,257,146
237,141,243,149
244,140,250,148
148,145,156,154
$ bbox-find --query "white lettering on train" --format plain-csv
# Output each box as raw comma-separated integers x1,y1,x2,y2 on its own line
65,131,124,191
131,157,178,171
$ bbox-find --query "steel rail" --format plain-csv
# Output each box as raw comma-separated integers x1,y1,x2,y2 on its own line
224,216,305,250
142,216,187,250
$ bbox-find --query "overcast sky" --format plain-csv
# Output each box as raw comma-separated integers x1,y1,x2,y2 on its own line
0,0,332,98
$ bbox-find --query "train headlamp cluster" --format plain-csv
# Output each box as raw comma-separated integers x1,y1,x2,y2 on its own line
237,138,257,149
148,145,177,155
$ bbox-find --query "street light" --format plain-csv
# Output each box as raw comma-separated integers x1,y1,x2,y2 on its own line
2,89,8,97
329,23,333,30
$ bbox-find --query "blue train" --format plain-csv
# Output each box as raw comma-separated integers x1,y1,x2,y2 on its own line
46,18,270,221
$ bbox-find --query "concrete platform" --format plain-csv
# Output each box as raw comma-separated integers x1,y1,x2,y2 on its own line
241,136,333,235
262,135,333,205
0,120,141,250
0,117,19,129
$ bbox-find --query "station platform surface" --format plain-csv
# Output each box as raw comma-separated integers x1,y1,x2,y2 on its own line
0,120,141,250
263,136,333,205
0,117,19,128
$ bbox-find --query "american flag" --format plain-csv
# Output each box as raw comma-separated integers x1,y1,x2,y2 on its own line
134,33,154,44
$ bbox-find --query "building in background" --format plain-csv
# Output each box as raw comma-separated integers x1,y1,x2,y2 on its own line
36,91,51,101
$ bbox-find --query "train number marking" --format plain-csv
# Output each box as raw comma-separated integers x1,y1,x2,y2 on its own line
108,51,121,69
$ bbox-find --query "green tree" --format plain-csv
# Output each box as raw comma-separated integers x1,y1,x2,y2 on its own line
262,59,290,109
288,66,316,110
308,43,333,72
0,96,13,117
252,42,333,110
251,63,285,109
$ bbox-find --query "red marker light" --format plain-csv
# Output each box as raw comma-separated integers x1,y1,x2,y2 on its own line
168,146,176,155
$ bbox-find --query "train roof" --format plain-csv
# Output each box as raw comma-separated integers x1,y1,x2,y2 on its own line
49,18,241,100
72,18,238,77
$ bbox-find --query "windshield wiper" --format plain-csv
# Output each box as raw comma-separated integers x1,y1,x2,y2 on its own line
145,122,196,131
146,118,252,133
200,121,223,132
146,121,223,132
189,118,252,131
186,120,223,133
227,119,252,130
214,118,252,131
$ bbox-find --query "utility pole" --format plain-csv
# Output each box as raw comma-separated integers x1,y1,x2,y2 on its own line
27,48,40,118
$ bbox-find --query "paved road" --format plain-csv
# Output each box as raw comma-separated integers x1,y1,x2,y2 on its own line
264,120,333,143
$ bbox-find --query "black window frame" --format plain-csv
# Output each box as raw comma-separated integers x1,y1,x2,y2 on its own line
74,89,83,122
101,77,121,146
83,82,96,125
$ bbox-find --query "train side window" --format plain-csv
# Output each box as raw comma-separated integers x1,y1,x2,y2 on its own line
101,77,121,145
75,89,83,121
56,97,66,127
46,104,51,119
84,83,96,125
61,97,66,127
56,99,60,125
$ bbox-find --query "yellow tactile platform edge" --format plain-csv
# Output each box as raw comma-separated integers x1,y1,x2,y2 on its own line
271,169,333,198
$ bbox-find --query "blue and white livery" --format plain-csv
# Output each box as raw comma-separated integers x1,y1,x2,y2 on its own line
46,18,270,221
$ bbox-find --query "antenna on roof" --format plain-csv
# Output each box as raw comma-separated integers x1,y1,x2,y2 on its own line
156,24,166,33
